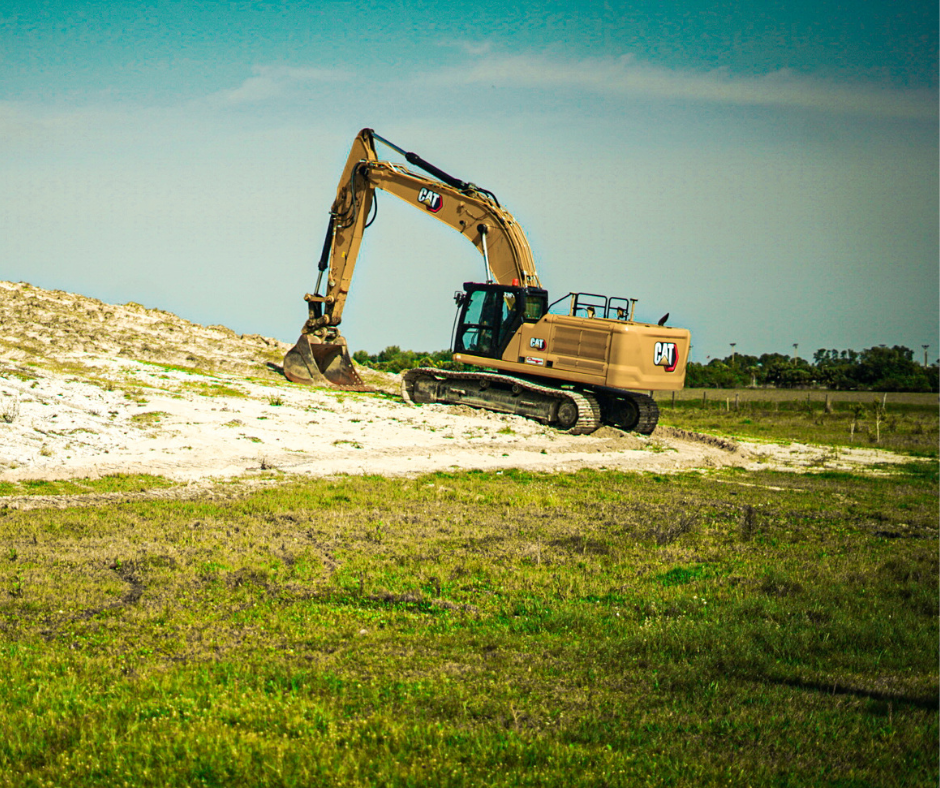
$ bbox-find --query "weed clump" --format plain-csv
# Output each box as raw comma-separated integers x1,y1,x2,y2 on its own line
739,504,758,541
1,398,18,424
650,512,698,545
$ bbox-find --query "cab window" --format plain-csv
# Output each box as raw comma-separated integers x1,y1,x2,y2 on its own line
524,294,546,321
457,288,520,358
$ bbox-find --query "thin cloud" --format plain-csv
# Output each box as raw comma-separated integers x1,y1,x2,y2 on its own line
421,53,938,121
213,65,349,106
435,39,494,57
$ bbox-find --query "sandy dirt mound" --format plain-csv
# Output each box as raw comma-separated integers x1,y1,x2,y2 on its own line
0,281,910,487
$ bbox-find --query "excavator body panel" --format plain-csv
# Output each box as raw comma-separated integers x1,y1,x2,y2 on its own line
453,288,690,393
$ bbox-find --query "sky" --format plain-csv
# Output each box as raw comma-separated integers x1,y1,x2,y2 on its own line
1,0,937,364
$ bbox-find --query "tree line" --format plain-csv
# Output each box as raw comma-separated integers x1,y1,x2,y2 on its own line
354,344,939,393
689,345,937,392
352,346,459,373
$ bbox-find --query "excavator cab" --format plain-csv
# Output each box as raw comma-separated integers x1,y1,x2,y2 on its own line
454,283,547,360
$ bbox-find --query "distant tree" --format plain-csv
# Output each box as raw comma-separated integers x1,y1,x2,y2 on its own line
707,361,739,388
856,345,930,392
353,346,471,373
778,366,815,388
377,345,405,365
926,364,939,393
814,348,858,390
758,352,791,367
684,362,711,388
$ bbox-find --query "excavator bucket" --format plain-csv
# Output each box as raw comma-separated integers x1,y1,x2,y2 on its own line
283,335,371,391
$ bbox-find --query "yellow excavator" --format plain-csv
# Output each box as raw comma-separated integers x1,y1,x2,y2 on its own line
283,128,690,434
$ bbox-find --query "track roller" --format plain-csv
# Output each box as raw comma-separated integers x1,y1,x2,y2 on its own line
402,369,600,434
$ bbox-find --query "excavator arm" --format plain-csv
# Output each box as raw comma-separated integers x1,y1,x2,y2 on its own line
284,128,540,387
303,129,540,332
298,129,378,335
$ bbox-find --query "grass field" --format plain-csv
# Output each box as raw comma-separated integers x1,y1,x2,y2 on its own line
656,388,939,456
0,460,937,786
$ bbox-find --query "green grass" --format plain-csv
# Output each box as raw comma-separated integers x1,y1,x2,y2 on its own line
183,382,248,399
0,473,175,498
137,360,217,378
0,364,39,382
129,411,170,425
657,390,938,456
0,465,936,786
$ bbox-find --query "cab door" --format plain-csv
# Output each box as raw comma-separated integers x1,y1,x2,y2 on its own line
454,285,521,359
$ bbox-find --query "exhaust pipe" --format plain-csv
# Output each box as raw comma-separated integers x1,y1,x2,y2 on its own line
283,334,371,391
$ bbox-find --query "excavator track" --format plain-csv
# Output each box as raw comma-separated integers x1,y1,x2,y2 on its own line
402,368,601,434
591,389,660,434
631,392,660,434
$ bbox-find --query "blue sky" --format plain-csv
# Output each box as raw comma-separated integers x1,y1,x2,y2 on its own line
1,1,937,362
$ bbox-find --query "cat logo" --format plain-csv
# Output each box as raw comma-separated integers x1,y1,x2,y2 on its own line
417,187,443,213
529,337,546,350
654,341,679,372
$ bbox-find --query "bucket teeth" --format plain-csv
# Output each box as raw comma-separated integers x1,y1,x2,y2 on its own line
283,335,371,391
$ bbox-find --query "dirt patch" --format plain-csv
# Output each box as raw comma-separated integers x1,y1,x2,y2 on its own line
656,426,740,452
0,280,912,491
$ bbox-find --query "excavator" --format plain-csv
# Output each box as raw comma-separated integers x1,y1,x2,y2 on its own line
283,128,690,434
